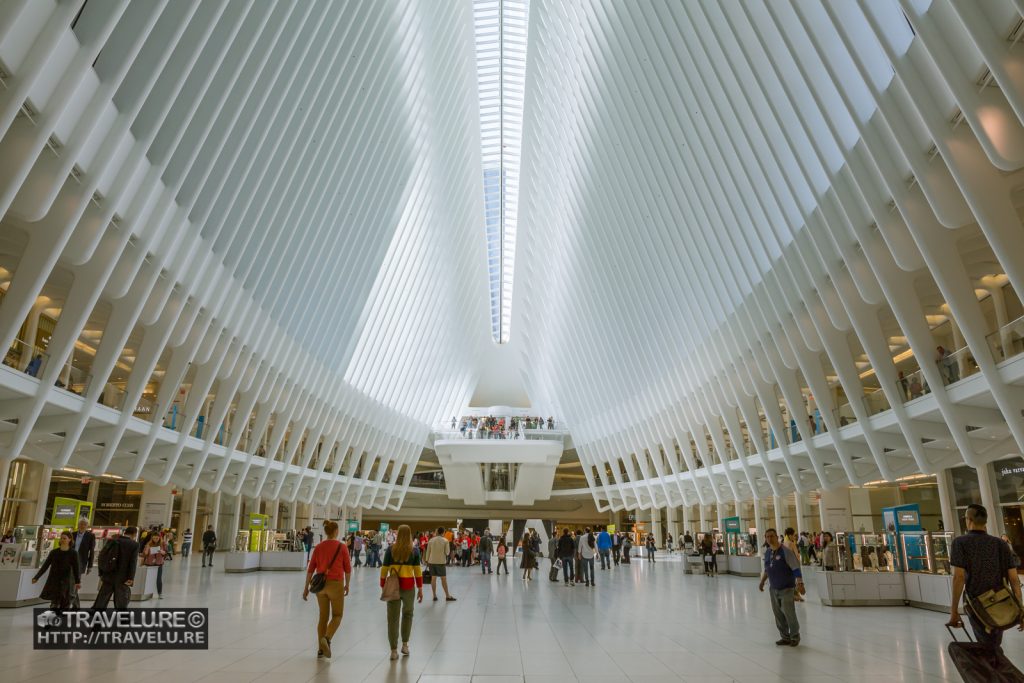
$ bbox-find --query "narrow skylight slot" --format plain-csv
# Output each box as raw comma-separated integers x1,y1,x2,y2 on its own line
474,0,529,344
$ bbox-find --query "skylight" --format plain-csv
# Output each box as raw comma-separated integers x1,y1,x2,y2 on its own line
474,0,530,344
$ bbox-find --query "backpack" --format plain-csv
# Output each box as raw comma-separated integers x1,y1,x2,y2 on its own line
98,539,121,576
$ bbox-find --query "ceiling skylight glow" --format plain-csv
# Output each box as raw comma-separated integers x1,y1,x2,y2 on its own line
474,0,530,344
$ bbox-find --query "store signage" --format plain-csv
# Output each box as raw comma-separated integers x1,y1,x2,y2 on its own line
379,523,390,533
997,464,1024,477
722,516,741,532
81,477,91,485
607,524,616,534
98,502,137,509
346,519,359,533
898,510,920,525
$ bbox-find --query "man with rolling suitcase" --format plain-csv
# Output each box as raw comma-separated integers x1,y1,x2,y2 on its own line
948,504,1023,652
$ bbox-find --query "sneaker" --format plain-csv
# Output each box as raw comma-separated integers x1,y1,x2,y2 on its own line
158,594,163,599
401,643,409,656
775,638,792,646
390,650,399,661
445,596,457,601
317,650,324,659
789,637,800,647
433,596,438,601
320,636,332,659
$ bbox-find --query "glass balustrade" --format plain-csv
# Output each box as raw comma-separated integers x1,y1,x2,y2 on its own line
986,315,1024,363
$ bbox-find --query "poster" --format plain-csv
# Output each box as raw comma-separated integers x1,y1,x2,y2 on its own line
0,543,20,568
142,502,168,529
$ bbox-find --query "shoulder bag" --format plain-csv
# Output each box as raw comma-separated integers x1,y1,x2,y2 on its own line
965,580,1023,633
309,543,342,594
380,566,401,602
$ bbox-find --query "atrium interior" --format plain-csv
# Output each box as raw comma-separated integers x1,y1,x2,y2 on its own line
1,0,1024,680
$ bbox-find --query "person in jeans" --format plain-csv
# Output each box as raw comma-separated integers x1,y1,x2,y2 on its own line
596,526,612,570
578,528,597,587
758,528,804,647
201,525,217,567
424,527,456,601
949,504,1022,649
93,526,139,609
557,528,577,586
611,531,621,565
478,529,494,574
380,525,423,661
302,520,352,659
181,528,193,558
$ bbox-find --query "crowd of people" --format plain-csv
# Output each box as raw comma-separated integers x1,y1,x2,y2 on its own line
450,415,557,439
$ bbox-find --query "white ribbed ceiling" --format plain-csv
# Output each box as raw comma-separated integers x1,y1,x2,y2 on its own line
2,0,1024,511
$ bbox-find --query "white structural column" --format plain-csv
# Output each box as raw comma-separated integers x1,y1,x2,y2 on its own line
207,492,222,537
269,500,280,529
773,496,784,534
698,505,708,534
229,495,243,538
186,489,200,537
652,508,663,546
666,506,678,544
681,505,691,537
935,470,957,535
32,465,53,525
975,465,1004,536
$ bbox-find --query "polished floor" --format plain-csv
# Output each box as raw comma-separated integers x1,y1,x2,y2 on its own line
0,550,1019,682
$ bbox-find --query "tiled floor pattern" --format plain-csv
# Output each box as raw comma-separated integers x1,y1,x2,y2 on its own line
0,550,1019,682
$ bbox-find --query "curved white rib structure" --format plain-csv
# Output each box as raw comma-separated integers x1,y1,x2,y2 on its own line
0,0,1023,517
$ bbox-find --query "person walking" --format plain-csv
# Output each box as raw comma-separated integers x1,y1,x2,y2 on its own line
948,504,1022,650
579,528,597,587
495,540,509,575
201,525,217,567
557,528,577,586
783,528,804,602
181,528,193,558
758,528,804,647
701,534,715,576
72,517,96,576
303,520,352,659
478,530,494,574
352,533,364,567
141,530,168,599
622,534,632,564
597,526,612,570
460,535,471,567
93,526,139,609
424,527,456,601
646,533,657,563
520,532,537,581
32,531,81,609
612,531,622,565
381,525,423,661
303,527,314,561
683,531,694,554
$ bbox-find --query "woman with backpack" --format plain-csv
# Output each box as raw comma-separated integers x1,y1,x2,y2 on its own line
32,530,81,608
141,531,168,599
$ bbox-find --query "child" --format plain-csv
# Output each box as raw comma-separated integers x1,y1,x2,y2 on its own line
496,541,508,575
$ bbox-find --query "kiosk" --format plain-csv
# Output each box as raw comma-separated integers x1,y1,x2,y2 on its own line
226,514,305,573
723,517,761,576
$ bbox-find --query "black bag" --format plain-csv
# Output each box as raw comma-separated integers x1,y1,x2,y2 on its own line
946,625,1024,682
308,543,342,594
422,566,432,582
97,539,120,576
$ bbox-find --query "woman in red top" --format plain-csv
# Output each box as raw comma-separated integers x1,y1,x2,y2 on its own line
303,520,352,659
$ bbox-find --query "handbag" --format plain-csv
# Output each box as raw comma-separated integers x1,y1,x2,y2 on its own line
308,543,343,594
965,581,1023,633
380,567,401,602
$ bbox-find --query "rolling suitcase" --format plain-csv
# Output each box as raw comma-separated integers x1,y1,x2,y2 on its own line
946,625,1024,682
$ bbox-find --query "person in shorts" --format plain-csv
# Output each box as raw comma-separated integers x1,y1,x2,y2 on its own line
424,527,456,602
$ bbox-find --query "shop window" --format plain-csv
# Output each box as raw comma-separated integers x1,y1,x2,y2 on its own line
950,465,981,508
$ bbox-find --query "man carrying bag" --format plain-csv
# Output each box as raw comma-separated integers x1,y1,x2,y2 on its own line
949,504,1023,650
